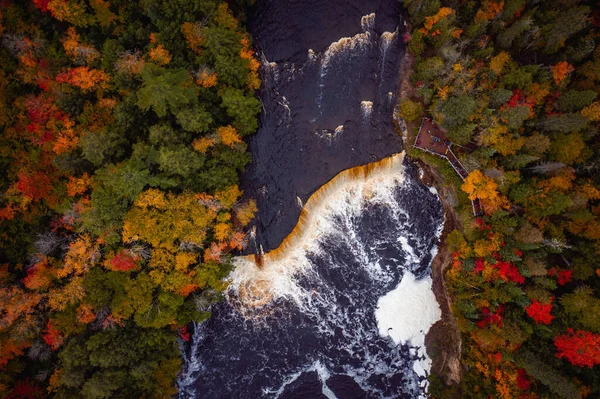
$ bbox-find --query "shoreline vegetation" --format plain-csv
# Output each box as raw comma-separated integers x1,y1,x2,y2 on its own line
398,1,600,398
0,1,261,397
395,43,463,389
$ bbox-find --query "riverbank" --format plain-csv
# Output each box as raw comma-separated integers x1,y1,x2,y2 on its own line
394,47,463,390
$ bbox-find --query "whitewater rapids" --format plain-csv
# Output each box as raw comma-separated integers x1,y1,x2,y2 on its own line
178,153,443,398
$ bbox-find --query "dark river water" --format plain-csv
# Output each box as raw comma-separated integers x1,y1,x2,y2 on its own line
177,1,443,398
242,0,405,252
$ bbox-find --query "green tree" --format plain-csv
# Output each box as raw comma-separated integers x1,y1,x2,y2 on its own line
488,88,513,108
158,144,205,182
560,287,600,333
441,96,478,129
55,328,180,399
414,56,445,82
501,105,531,130
136,64,196,118
539,114,589,133
219,87,261,136
542,6,590,54
399,100,423,122
401,0,441,26
558,90,597,113
549,132,587,164
176,105,213,133
517,350,581,399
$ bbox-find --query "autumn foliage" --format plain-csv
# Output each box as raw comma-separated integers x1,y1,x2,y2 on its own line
551,61,574,86
404,0,600,397
0,0,260,396
42,321,63,350
554,329,600,368
419,7,454,37
56,67,110,91
16,171,52,202
107,250,139,272
526,300,555,325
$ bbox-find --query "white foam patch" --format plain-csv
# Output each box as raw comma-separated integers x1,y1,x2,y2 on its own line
375,272,441,394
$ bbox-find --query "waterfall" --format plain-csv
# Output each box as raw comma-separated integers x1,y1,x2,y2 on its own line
361,13,376,31
315,12,378,109
230,152,406,309
316,29,373,109
361,100,373,119
379,29,398,82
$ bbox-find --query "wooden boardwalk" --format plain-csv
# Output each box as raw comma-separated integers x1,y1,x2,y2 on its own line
414,118,484,216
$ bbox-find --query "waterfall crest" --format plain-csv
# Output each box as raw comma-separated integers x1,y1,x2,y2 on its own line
230,152,406,309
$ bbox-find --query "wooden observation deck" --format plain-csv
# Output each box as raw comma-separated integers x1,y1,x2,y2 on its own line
414,117,484,216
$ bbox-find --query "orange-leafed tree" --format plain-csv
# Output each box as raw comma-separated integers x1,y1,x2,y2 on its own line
115,51,145,75
0,284,42,367
56,67,110,91
240,35,260,90
475,1,504,22
462,170,507,214
581,101,600,121
196,68,218,88
182,22,204,54
217,125,242,148
66,173,91,197
62,27,99,64
551,61,574,86
192,136,216,153
149,45,172,66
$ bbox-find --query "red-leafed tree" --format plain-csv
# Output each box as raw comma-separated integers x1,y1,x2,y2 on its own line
42,320,63,350
525,299,555,325
5,378,45,399
516,369,531,390
554,329,600,368
557,269,573,286
477,305,504,328
108,250,138,272
495,261,525,284
16,171,53,202
178,326,191,342
5,377,45,399
32,0,51,13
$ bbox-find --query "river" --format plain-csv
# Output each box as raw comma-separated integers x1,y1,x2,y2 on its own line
178,1,444,398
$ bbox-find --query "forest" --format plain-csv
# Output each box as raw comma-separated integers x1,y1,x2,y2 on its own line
2,0,600,398
0,0,260,397
399,0,600,398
